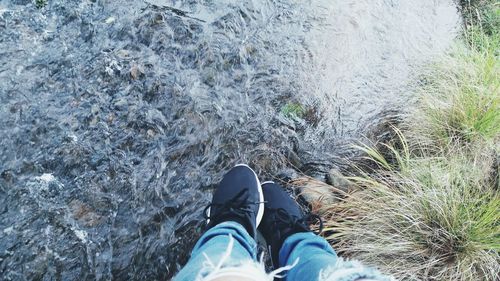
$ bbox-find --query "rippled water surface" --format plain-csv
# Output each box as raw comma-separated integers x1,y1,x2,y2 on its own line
1,0,458,279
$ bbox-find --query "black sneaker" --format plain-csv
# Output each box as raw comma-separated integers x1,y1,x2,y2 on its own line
203,164,264,238
258,181,323,267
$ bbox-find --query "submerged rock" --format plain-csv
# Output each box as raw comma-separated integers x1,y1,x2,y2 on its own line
326,169,354,193
291,169,353,206
293,177,341,205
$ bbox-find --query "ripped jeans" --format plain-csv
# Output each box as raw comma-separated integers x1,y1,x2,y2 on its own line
173,222,393,281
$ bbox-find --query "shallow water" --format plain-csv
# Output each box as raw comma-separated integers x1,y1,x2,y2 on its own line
0,0,458,280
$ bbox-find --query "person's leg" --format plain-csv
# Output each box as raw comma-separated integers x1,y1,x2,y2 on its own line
173,221,257,281
173,164,265,281
280,233,394,281
259,182,393,281
278,231,338,280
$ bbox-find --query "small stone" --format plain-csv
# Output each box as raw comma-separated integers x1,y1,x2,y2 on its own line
130,64,144,80
147,129,155,138
107,113,115,123
105,17,115,24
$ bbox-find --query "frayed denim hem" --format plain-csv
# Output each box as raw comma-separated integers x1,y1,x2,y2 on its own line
318,258,396,281
195,235,298,281
195,235,393,281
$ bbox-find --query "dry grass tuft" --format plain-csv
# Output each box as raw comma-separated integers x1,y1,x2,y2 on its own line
318,2,500,279
321,137,499,280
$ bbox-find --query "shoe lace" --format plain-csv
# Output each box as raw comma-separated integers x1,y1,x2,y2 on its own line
203,189,259,223
272,207,324,235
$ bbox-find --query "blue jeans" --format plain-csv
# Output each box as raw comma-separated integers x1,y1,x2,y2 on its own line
174,221,392,281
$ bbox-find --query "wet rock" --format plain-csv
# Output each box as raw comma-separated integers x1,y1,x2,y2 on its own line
1,170,14,183
30,173,64,199
80,20,95,42
285,148,301,168
326,169,354,193
69,200,103,227
276,168,299,183
9,102,23,114
292,177,340,205
113,97,128,110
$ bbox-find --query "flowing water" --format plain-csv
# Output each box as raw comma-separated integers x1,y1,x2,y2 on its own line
0,0,459,280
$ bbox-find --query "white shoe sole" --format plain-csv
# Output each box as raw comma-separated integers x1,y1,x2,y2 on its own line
261,180,275,186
